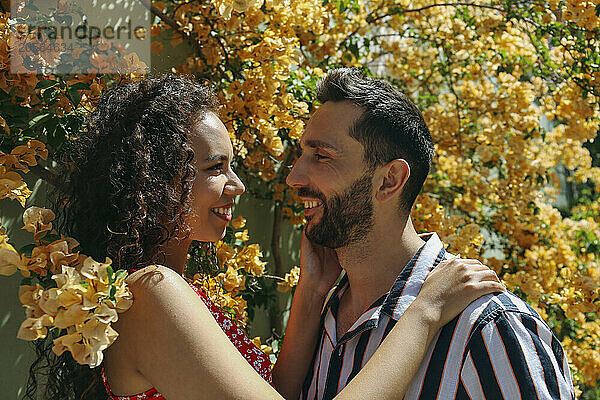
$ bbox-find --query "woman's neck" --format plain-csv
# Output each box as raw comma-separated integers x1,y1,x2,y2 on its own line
162,237,193,275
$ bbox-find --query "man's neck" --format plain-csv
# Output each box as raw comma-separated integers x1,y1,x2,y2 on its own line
335,217,425,319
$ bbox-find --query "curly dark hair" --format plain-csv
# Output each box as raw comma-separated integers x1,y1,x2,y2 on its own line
24,74,219,399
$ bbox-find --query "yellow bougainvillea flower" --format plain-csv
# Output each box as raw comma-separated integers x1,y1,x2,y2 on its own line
9,145,38,169
216,242,237,267
57,287,82,309
27,140,48,160
0,246,21,276
236,243,267,277
84,323,119,368
38,287,60,316
17,314,54,341
0,147,37,174
190,274,248,326
22,206,55,239
53,265,83,290
251,336,274,355
0,153,26,172
25,238,79,276
235,229,250,242
80,256,112,282
93,303,119,324
219,266,246,293
80,318,120,367
17,261,133,367
54,304,88,329
18,284,44,307
0,116,9,134
0,165,32,207
52,332,86,362
277,266,300,293
230,216,246,229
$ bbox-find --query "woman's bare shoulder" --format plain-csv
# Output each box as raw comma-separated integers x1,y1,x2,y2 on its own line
105,265,204,394
124,265,195,313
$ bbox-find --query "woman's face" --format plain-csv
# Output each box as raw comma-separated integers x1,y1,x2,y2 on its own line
187,111,245,242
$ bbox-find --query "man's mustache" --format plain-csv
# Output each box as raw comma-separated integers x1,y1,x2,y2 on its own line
297,188,326,203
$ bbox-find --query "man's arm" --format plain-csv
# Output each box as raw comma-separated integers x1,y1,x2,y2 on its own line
272,279,329,399
459,310,575,399
272,231,342,399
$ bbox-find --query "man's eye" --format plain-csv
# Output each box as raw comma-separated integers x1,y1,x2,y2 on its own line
315,154,328,160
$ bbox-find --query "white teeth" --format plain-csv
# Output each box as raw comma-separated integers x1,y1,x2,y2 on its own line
304,200,322,209
212,207,231,215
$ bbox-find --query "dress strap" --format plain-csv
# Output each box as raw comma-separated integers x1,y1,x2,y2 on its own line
101,367,164,400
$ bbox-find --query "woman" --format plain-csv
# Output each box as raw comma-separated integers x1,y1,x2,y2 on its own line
30,75,503,399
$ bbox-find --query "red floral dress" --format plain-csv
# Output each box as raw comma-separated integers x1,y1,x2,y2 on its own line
101,282,273,400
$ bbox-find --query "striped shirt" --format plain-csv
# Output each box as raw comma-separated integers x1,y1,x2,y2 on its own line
300,232,575,400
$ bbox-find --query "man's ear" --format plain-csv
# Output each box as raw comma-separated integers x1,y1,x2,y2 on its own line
375,159,410,203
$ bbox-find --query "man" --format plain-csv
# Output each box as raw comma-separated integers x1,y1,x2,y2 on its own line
272,68,574,399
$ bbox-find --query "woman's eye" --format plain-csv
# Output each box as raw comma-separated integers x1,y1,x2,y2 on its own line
208,163,224,172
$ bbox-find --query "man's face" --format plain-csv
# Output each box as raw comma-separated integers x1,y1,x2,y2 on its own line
286,101,375,248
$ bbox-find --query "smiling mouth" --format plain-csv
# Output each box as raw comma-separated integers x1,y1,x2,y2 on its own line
303,200,324,218
211,206,232,221
304,200,323,209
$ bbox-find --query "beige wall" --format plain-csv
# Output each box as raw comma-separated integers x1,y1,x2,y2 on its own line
0,177,49,397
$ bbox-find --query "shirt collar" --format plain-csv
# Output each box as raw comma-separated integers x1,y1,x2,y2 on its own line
380,232,446,320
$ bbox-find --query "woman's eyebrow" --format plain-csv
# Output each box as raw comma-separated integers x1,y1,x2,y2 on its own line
204,154,228,162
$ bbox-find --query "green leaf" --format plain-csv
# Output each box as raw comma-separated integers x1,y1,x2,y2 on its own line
18,243,36,256
35,80,59,90
115,269,128,281
67,82,90,91
42,233,61,243
29,113,51,127
107,265,114,284
42,87,60,105
109,285,117,299
47,122,66,148
20,277,33,286
67,90,81,107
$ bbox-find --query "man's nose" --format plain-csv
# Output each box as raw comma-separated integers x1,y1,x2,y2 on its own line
286,157,308,188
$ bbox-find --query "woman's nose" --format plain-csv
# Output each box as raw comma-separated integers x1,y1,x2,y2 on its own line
226,170,245,196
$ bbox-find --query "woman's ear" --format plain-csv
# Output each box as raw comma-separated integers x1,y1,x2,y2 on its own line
375,159,410,203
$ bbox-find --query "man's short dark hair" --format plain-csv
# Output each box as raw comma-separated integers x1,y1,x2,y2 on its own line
316,67,434,212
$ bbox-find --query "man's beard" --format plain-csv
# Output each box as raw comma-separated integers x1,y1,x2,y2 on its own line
300,172,374,249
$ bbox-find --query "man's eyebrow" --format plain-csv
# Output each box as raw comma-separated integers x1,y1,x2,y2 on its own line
304,139,341,154
204,154,229,162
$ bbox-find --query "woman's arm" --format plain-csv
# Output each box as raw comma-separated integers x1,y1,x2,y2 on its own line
335,258,504,400
109,259,501,400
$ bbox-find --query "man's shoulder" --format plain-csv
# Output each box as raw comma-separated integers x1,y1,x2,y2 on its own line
454,290,550,341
